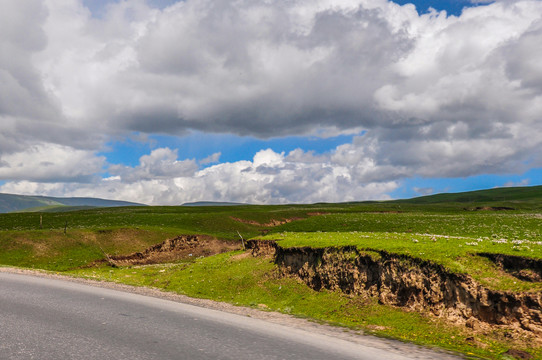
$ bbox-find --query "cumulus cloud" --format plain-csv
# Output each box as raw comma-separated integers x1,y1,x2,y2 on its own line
503,179,530,187
0,143,105,183
29,0,540,140
0,146,398,204
0,0,541,202
108,147,198,183
414,187,434,196
199,152,221,165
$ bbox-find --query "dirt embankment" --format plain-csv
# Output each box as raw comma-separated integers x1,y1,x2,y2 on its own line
230,212,329,228
107,235,239,266
464,206,516,211
230,216,299,227
246,240,542,342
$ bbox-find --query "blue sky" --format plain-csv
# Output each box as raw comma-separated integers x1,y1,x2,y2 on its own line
393,0,484,16
0,0,540,204
100,132,362,167
84,0,482,16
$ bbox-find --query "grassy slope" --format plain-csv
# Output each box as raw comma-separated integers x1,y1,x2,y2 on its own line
0,205,321,270
0,193,62,213
393,185,542,206
0,200,540,276
0,193,145,213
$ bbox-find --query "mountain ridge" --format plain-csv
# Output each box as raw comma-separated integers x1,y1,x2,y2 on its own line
0,193,145,213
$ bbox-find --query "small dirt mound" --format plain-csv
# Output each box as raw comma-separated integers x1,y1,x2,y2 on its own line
245,239,278,257
503,349,533,359
230,216,299,227
108,235,240,266
464,206,515,211
230,212,327,227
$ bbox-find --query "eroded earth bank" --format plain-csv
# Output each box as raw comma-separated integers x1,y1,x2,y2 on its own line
247,239,542,347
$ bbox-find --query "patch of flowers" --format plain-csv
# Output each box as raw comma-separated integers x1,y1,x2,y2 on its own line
492,239,508,244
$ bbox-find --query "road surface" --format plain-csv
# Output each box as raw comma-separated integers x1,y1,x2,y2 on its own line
0,272,459,359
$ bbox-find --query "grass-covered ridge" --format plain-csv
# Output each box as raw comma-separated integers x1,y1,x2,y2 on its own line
0,192,145,213
260,231,542,292
391,185,542,208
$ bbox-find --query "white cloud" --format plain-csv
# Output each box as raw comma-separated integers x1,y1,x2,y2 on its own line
414,187,434,196
0,0,541,202
0,143,104,182
0,145,398,204
199,152,221,165
109,147,198,183
502,179,530,187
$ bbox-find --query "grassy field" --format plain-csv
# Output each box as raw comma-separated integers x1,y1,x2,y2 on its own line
1,186,541,359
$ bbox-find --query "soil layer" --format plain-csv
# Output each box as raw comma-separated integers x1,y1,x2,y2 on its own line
247,240,542,344
108,235,239,266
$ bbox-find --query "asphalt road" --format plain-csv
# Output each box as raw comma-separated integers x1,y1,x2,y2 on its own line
0,272,455,360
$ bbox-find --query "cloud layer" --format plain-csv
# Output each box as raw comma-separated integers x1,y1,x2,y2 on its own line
0,0,541,203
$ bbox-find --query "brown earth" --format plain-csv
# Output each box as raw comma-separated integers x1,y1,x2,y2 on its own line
479,253,542,283
230,216,301,227
247,240,542,347
230,212,329,228
464,206,516,211
246,239,278,257
105,235,240,266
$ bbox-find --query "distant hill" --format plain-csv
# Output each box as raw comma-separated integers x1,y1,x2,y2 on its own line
181,201,247,207
0,193,145,213
395,185,542,205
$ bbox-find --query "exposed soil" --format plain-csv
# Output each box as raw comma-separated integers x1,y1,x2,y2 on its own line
246,239,278,257
464,206,516,211
248,240,542,347
105,235,240,266
479,253,542,283
230,216,301,227
230,212,328,228
503,349,534,360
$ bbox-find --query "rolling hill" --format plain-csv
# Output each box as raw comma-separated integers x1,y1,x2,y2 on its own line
0,193,145,213
394,185,542,206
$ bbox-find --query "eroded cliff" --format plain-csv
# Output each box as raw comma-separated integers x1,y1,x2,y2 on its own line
247,239,542,342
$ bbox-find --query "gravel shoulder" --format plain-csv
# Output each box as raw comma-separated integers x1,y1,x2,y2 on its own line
0,266,463,359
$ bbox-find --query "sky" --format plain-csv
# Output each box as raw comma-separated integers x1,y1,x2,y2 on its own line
0,0,541,205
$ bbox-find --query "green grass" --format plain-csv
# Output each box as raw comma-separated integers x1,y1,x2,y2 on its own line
0,205,321,238
0,204,540,282
272,212,542,242
0,228,179,271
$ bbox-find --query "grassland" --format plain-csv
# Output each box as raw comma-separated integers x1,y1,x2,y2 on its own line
1,186,542,359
